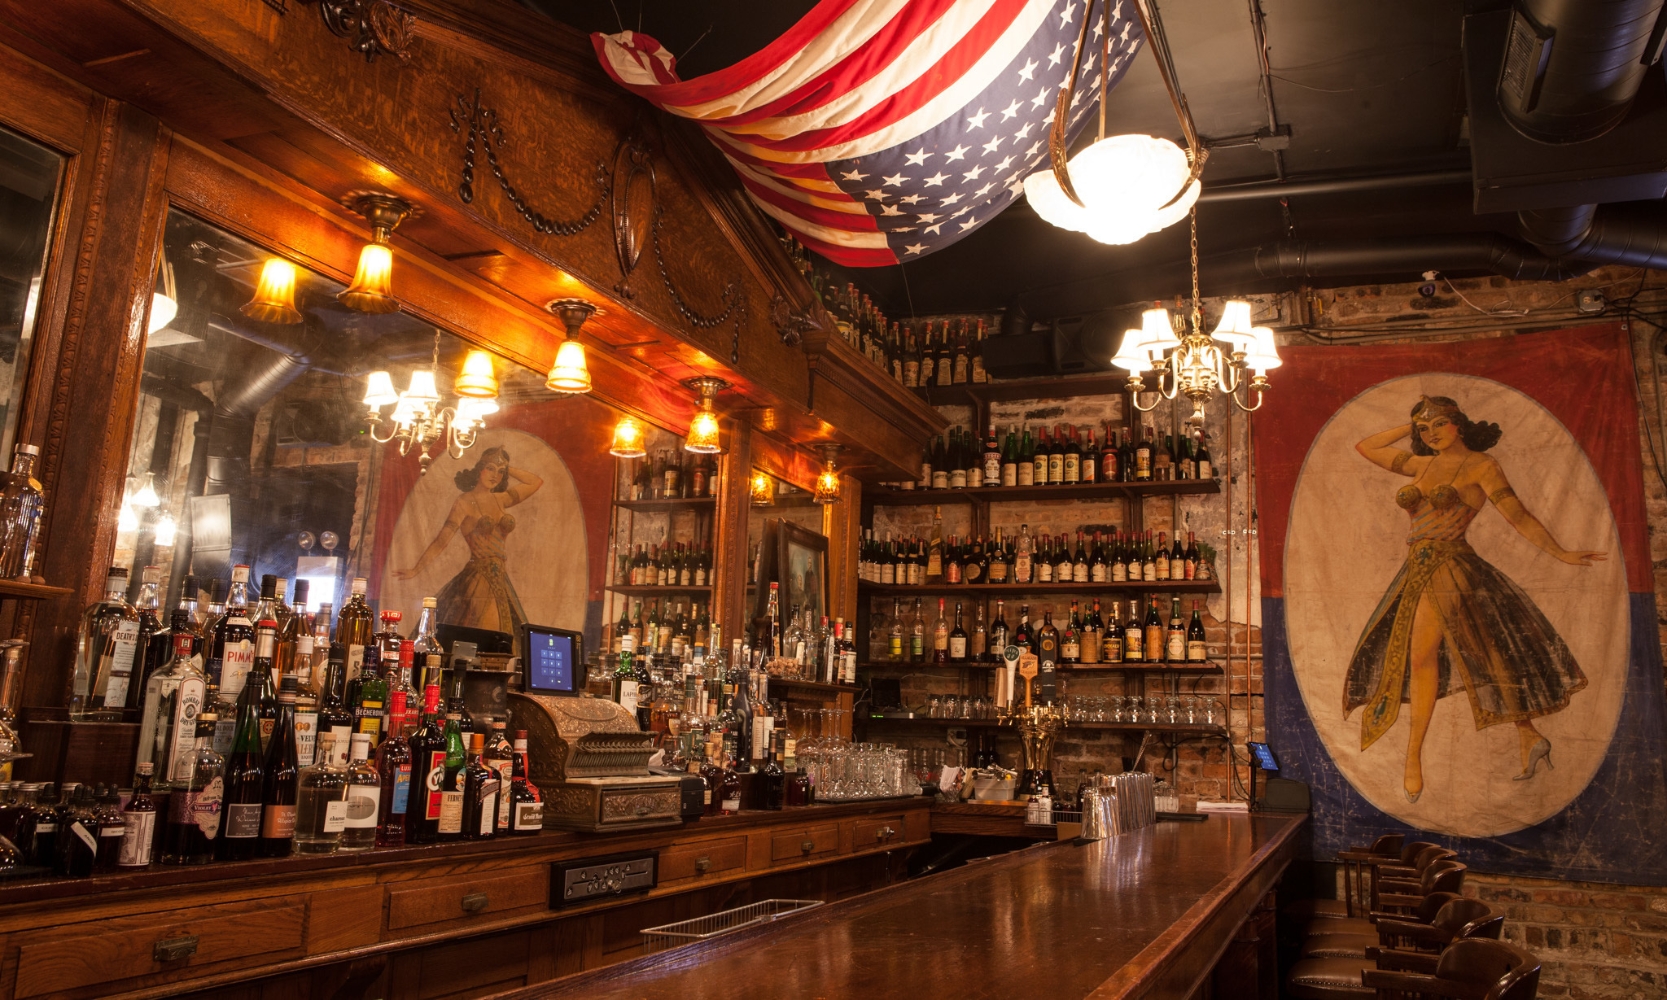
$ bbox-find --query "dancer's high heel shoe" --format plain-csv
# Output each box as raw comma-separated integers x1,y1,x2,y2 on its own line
1513,738,1554,780
1405,786,1422,804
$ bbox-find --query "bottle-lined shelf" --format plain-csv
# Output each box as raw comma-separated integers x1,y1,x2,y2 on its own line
869,479,1218,506
606,585,714,597
0,579,72,600
857,580,1219,596
863,715,1227,736
768,678,862,695
614,496,717,513
856,659,1223,674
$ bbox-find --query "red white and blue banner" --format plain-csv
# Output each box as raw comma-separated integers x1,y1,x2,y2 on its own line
593,0,1141,266
1254,324,1667,882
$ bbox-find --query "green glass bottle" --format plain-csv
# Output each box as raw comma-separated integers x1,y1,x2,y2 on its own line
437,712,467,841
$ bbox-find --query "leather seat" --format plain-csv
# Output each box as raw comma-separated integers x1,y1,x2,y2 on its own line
1286,897,1349,920
1302,893,1495,959
1286,957,1375,1000
1301,932,1378,959
1283,834,1405,921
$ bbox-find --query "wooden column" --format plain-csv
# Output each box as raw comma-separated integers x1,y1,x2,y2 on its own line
822,473,861,626
711,417,752,652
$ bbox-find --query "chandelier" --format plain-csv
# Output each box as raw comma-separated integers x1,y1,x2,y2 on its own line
1112,211,1280,425
1024,0,1205,245
364,330,501,473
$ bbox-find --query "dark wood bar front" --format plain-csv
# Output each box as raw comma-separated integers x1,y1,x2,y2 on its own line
508,813,1304,1000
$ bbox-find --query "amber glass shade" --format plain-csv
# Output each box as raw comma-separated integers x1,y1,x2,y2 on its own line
338,243,399,314
609,417,647,458
241,258,303,324
454,349,499,398
814,467,842,505
750,470,775,506
684,409,722,454
546,337,591,394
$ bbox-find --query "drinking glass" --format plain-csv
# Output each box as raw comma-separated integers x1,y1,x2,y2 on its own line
1183,695,1198,724
1146,695,1164,725
1165,695,1180,724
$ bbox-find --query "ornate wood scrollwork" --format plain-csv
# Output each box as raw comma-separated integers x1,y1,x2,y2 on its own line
447,89,609,235
609,136,655,299
769,294,820,348
305,0,417,61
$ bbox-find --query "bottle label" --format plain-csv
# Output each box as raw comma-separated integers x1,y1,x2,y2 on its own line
345,786,379,828
984,454,1001,485
949,469,967,490
513,800,543,831
437,791,464,834
722,796,740,812
1112,562,1126,583
1014,554,1031,582
1090,563,1107,582
1104,633,1122,663
932,470,949,490
1125,631,1143,661
949,637,967,659
294,711,318,768
1033,457,1047,484
1002,462,1017,487
71,821,97,853
322,799,348,833
223,801,262,839
1037,562,1052,583
167,679,206,784
963,561,981,583
494,762,514,828
356,704,383,741
261,804,297,839
1062,638,1080,659
889,635,903,658
1017,461,1033,486
987,560,1008,583
1137,451,1152,478
104,619,141,708
1188,640,1208,662
101,822,125,837
478,789,499,833
1073,564,1088,583
118,811,155,866
1167,632,1186,662
1048,455,1063,483
329,726,352,767
220,639,255,697
346,644,365,683
391,763,411,815
934,629,948,653
618,679,639,713
1198,460,1213,479
1063,454,1080,482
424,751,448,819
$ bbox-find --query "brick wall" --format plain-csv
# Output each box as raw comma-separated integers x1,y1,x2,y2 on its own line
1469,873,1667,998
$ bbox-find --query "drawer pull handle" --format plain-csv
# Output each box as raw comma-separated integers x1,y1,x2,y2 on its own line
801,839,816,853
694,857,711,872
461,893,490,913
154,936,198,963
636,803,651,816
877,826,897,840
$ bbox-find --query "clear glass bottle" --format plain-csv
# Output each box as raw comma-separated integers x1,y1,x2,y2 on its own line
208,564,255,754
341,733,380,852
118,763,157,868
69,567,141,721
136,631,208,788
0,443,43,581
334,577,375,682
294,732,348,855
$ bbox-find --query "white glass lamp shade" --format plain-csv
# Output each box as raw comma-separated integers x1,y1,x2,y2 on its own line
1210,300,1258,351
117,501,139,532
1111,329,1153,372
148,292,178,335
364,370,399,408
1022,168,1093,233
133,473,161,508
1244,327,1284,373
546,338,591,394
405,369,441,403
1140,307,1181,358
1026,135,1199,246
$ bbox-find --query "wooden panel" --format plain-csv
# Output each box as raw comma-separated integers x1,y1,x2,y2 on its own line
0,41,94,152
658,837,748,883
14,898,306,997
387,866,547,932
850,814,906,852
410,929,531,1000
769,823,841,863
306,884,385,955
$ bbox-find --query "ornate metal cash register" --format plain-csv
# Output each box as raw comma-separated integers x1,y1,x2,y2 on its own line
507,624,683,833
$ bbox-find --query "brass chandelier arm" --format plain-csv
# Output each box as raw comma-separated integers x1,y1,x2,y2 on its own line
1132,0,1209,210
1047,0,1100,208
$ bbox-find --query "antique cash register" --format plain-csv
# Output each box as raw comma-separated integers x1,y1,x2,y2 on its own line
507,624,683,832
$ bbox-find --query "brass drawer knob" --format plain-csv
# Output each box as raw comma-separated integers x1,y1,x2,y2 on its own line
461,892,490,913
877,826,896,840
800,839,815,853
154,935,198,963
694,857,711,872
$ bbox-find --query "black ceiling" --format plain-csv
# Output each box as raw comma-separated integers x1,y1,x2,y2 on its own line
531,0,1601,318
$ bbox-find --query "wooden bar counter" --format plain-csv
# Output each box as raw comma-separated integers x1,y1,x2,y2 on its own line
503,812,1304,1000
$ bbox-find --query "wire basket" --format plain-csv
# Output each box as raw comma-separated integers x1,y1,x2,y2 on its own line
641,899,824,954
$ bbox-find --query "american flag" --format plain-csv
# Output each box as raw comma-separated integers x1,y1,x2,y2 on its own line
593,0,1145,266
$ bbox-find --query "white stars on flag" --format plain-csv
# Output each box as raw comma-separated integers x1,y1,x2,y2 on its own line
863,188,887,201
1000,98,1023,121
1047,42,1065,67
944,144,970,162
1059,1,1076,27
982,135,1004,154
904,149,931,166
881,172,908,186
940,191,963,207
962,164,986,182
1017,58,1038,83
904,243,928,255
922,172,949,187
840,168,869,182
965,107,991,130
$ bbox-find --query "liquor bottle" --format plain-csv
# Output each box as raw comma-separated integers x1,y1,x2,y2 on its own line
1034,427,1052,486
1143,599,1165,665
909,597,926,663
1166,598,1187,663
507,730,543,834
484,722,514,831
19,784,58,868
964,537,986,584
947,430,967,490
932,598,949,664
1036,610,1059,695
258,674,300,856
1187,602,1209,663
613,635,639,714
1123,599,1144,663
319,644,355,767
1155,433,1174,481
1063,426,1080,484
1184,532,1200,581
1101,426,1119,482
437,713,467,841
1195,433,1214,479
410,598,445,689
118,763,157,868
1055,534,1074,582
375,692,412,846
1135,426,1154,481
460,733,500,840
274,579,309,687
252,620,280,751
1142,532,1157,582
352,640,388,744
341,734,380,851
1060,602,1081,665
0,442,44,580
217,676,266,861
334,577,375,682
1103,602,1124,664
1014,523,1034,584
293,733,347,855
983,425,1001,487
92,785,125,873
1072,531,1089,583
1119,429,1136,482
69,567,141,721
159,712,223,865
1016,427,1034,486
1126,534,1143,584
208,565,255,754
1154,531,1171,581
1035,534,1053,583
948,603,968,663
888,598,904,661
989,600,1009,653
926,506,944,582
143,574,203,694
762,731,786,811
131,565,164,699
137,631,208,788
56,785,99,877
1012,605,1032,654
1081,599,1103,665
1080,428,1098,484
970,603,988,661
1178,434,1196,480
987,528,1009,583
406,684,445,843
252,574,280,630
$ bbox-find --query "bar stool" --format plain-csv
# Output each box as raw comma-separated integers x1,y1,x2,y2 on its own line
1283,834,1407,922
1301,891,1460,959
1287,937,1538,1000
1303,895,1501,960
1306,860,1467,938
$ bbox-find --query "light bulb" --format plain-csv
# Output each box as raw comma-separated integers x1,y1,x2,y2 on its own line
133,473,161,508
153,513,177,547
117,502,139,532
814,467,841,505
750,470,775,506
684,410,722,454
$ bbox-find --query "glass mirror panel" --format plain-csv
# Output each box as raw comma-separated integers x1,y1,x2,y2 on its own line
0,126,65,461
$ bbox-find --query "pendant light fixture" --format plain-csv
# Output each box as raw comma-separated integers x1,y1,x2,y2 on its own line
683,376,729,454
608,416,648,458
364,330,502,473
339,191,415,314
149,259,178,335
545,298,596,394
750,469,776,506
241,258,303,325
1023,0,1206,245
813,444,842,505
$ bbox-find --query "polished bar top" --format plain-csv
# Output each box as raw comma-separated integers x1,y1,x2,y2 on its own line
504,812,1305,1000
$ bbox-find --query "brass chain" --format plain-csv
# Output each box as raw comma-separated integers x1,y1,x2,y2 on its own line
1189,206,1201,336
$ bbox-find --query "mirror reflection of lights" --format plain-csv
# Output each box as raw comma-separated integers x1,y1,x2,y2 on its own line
364,331,501,474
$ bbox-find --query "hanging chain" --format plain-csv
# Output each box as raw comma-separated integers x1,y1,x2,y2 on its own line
1189,206,1202,336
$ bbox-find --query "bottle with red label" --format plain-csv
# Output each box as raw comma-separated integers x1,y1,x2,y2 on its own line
406,684,447,844
375,691,412,846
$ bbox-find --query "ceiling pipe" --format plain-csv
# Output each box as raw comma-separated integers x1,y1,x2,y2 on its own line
1222,233,1594,287
1197,169,1473,203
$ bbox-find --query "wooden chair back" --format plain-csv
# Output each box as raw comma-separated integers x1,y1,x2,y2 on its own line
1436,940,1540,1000
1433,899,1503,941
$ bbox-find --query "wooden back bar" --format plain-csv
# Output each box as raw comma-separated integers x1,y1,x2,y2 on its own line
504,813,1304,1000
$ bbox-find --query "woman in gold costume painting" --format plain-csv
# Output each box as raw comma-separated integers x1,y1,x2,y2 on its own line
394,446,542,635
1350,396,1604,803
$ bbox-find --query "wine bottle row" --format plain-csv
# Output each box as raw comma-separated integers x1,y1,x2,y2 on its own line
619,542,715,588
859,519,1215,587
625,448,719,502
880,422,1214,492
879,596,1211,667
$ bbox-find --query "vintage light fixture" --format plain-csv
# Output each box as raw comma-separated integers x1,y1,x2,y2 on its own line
339,192,414,314
132,473,162,508
241,258,304,325
1024,0,1206,246
545,299,596,394
149,259,178,335
364,330,501,473
608,416,648,459
1113,212,1279,424
683,376,728,454
153,512,178,547
813,444,843,505
750,469,776,506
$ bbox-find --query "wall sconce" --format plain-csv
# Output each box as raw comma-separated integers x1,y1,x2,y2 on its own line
545,298,595,394
683,376,729,454
814,444,842,505
241,258,303,325
750,469,775,506
609,416,647,458
339,191,414,314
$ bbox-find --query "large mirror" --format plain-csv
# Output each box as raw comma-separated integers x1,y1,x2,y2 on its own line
0,126,65,462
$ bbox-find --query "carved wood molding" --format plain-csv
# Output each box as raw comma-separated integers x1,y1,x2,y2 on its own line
299,0,417,62
769,294,820,349
447,87,609,234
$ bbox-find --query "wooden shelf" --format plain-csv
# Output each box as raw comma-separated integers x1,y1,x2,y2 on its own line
857,660,1223,674
613,496,717,513
869,479,1218,506
857,580,1219,597
862,716,1227,736
908,372,1134,408
768,678,861,695
0,580,72,600
605,585,714,597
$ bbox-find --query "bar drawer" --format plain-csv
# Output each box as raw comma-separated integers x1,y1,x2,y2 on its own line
852,814,906,850
660,837,748,882
770,823,841,863
388,865,548,931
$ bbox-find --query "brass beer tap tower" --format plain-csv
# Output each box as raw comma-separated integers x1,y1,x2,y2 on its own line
997,646,1067,797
